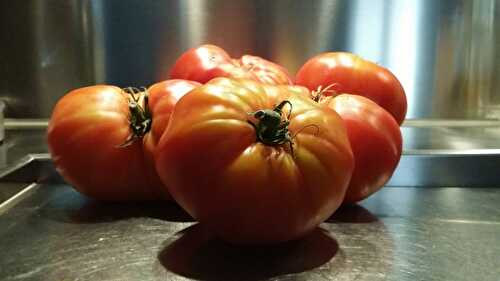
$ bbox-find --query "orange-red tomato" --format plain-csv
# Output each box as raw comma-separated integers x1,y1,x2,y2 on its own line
237,54,293,85
296,52,407,125
155,78,354,244
169,44,292,85
47,80,200,201
321,94,402,203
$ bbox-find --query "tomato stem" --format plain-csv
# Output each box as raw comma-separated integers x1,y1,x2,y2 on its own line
119,87,152,147
248,100,294,154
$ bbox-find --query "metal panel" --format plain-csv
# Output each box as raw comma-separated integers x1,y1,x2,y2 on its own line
2,0,500,119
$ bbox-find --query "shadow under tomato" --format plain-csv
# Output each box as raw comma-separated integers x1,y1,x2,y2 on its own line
326,203,379,223
39,187,194,224
157,223,339,281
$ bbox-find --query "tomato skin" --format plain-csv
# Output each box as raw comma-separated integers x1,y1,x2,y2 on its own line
47,81,199,201
169,44,292,85
145,79,202,146
169,44,252,83
238,55,293,85
143,80,202,199
295,52,407,125
155,78,354,244
322,94,402,203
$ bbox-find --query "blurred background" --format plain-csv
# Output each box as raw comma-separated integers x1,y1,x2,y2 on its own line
2,0,500,120
1,0,500,185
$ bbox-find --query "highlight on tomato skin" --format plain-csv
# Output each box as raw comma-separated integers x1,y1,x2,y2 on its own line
238,54,294,85
154,77,354,244
320,94,403,204
169,44,293,85
145,79,202,143
295,52,407,125
47,80,199,201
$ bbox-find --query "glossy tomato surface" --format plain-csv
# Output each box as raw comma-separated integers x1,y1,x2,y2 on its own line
238,54,293,85
295,52,407,125
323,94,402,203
169,44,292,85
144,79,202,150
142,80,202,197
155,78,354,244
47,80,199,201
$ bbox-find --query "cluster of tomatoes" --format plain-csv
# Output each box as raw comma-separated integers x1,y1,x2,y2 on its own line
47,44,405,244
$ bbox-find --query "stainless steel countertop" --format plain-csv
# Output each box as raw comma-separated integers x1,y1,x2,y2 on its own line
0,127,500,280
0,128,48,171
1,182,499,281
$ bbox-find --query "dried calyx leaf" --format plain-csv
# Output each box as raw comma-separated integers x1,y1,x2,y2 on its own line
311,83,340,102
118,87,152,147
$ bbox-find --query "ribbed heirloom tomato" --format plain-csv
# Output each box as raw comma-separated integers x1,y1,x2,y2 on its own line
318,94,402,203
47,80,200,201
169,44,293,85
296,52,407,125
155,78,354,244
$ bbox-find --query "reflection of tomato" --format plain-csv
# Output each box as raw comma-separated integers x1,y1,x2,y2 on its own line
321,94,402,203
155,78,354,244
169,44,292,85
295,52,407,125
47,80,200,201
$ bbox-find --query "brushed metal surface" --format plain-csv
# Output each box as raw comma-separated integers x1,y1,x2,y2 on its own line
0,184,499,281
0,130,48,170
2,0,500,120
0,0,100,118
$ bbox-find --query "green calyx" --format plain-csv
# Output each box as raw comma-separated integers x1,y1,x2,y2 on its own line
119,87,152,147
248,100,294,153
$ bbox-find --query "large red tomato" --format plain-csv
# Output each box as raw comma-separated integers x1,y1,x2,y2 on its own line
295,52,407,125
169,44,292,85
320,94,402,203
155,78,354,244
47,80,200,201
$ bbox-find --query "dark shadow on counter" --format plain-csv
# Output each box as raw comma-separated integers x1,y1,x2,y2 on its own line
157,223,339,281
38,185,194,224
326,203,380,223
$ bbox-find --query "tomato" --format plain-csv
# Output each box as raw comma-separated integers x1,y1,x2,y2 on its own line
47,80,200,201
155,78,354,244
169,44,292,85
320,94,402,203
237,54,293,85
295,52,407,125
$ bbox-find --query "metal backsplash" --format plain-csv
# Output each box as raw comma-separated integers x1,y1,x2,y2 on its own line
1,0,500,119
